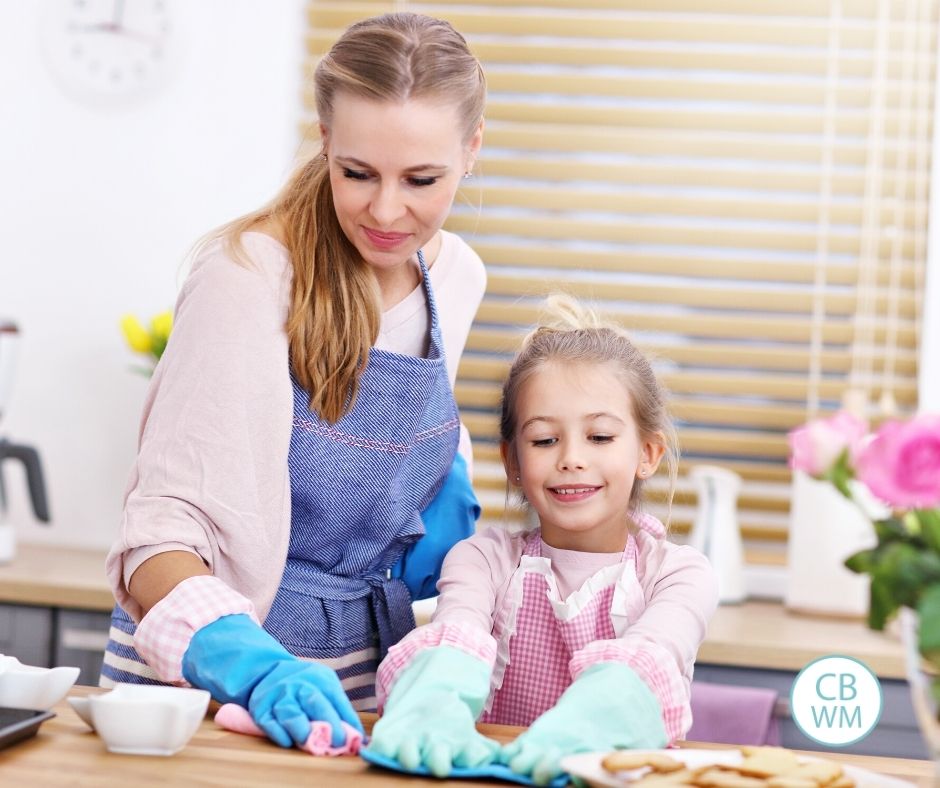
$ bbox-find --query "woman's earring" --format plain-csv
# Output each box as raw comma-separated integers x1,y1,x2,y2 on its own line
320,153,328,161
514,475,521,482
463,170,473,179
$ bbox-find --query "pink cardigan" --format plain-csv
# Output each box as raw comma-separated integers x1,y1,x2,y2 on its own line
106,231,486,623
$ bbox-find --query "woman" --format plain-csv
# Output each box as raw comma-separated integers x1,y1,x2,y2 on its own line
101,12,487,751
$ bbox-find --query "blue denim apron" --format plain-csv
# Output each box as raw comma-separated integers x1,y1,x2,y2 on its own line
102,253,459,707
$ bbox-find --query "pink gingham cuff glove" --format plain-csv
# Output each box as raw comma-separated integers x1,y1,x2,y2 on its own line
376,621,497,712
133,574,259,684
570,639,691,744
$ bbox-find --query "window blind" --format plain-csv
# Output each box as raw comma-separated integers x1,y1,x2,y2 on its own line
304,1,935,564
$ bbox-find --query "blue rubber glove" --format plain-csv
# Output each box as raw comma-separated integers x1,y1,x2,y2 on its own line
391,452,481,600
501,663,668,786
181,613,363,749
367,645,500,777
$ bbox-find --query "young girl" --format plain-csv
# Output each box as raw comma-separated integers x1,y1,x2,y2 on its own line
368,296,719,784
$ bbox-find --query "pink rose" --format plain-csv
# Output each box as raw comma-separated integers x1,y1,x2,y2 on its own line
788,411,868,476
856,414,940,508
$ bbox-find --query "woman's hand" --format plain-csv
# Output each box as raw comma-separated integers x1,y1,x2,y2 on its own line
391,452,480,600
182,613,363,748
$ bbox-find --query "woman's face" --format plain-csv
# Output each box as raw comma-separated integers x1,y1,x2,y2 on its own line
321,94,482,282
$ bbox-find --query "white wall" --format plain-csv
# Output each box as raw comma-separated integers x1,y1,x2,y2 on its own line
0,1,305,550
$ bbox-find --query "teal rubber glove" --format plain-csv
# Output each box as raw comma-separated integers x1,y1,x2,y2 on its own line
367,645,500,777
181,613,363,749
391,453,480,600
501,662,668,786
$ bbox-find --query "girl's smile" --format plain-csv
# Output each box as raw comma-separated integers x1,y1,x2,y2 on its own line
547,485,602,502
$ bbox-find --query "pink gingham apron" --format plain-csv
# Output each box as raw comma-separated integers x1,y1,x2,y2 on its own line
480,530,638,727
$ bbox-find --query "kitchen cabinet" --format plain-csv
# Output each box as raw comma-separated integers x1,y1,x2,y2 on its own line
693,663,926,759
0,604,53,669
0,603,111,686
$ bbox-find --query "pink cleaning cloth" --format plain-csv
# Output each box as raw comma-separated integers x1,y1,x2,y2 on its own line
687,681,781,746
214,703,363,755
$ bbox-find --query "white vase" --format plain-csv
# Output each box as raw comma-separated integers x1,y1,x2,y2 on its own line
688,464,746,604
784,471,874,617
899,608,940,780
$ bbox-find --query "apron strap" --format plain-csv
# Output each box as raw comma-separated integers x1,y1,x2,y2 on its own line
365,573,417,660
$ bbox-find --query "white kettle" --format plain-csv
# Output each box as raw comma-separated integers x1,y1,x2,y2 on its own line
687,464,746,604
0,321,50,563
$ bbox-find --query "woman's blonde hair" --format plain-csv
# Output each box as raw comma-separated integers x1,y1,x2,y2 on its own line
500,294,679,515
201,13,485,422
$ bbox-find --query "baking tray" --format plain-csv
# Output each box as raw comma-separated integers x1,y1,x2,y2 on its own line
0,707,55,750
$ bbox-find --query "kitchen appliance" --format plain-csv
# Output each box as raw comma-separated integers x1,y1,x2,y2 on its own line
688,464,746,604
0,322,50,563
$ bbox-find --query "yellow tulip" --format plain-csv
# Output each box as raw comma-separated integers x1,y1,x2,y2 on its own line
120,314,152,354
151,311,173,341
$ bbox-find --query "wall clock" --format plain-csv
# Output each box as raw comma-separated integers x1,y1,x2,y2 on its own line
40,0,179,107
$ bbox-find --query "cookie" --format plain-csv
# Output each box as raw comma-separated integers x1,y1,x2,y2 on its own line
602,751,685,774
634,767,696,786
691,767,768,788
784,761,844,785
736,747,802,778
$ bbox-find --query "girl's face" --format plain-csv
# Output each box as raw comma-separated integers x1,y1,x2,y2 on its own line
502,360,665,553
321,94,482,291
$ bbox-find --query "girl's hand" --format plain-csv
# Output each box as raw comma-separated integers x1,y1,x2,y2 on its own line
368,687,499,776
366,644,498,777
501,662,667,786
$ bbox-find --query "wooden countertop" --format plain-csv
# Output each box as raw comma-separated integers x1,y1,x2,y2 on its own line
698,601,907,680
0,687,933,786
0,544,908,679
0,543,114,611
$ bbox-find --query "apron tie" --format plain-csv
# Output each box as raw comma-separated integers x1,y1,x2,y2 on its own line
365,571,416,660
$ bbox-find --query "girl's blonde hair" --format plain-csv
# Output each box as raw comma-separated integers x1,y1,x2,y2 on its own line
200,13,486,423
500,294,679,515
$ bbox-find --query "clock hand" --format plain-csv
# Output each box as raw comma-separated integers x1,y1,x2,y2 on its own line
74,23,161,45
111,0,126,30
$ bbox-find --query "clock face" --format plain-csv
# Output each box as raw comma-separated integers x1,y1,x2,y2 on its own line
40,0,178,106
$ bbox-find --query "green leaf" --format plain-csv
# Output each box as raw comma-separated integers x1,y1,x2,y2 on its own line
151,334,168,360
878,544,940,608
918,586,940,665
918,510,940,554
930,676,940,709
855,543,940,629
824,449,855,499
845,549,877,574
867,575,897,630
873,517,914,544
128,364,155,378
